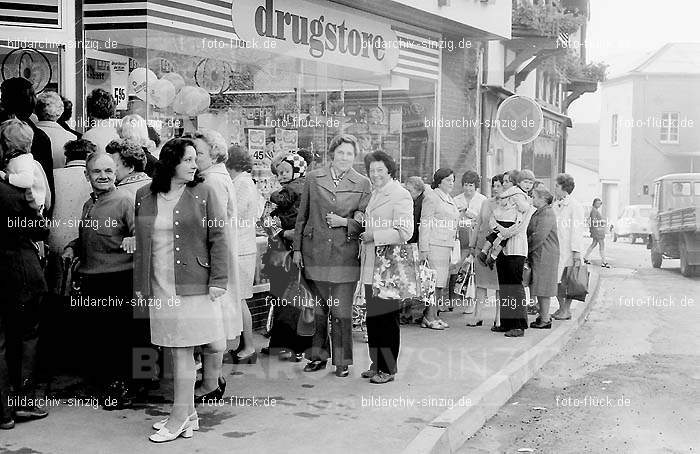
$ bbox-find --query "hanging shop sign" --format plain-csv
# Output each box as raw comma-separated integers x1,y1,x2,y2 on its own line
232,0,399,73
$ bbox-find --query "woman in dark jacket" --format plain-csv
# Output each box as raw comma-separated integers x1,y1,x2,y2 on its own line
134,138,228,443
527,187,560,329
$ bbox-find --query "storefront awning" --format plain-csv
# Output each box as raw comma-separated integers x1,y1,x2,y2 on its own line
0,0,61,28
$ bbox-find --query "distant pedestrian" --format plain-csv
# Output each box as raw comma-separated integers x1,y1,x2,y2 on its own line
583,198,609,268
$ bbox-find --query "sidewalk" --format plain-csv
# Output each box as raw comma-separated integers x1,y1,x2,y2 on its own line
1,274,599,454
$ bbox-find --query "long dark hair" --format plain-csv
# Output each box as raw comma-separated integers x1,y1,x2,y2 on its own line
150,138,201,194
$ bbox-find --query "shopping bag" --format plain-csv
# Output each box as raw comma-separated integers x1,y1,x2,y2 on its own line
352,282,367,331
372,244,420,300
563,264,589,302
277,271,315,337
453,256,473,296
522,260,532,286
464,264,476,300
450,239,461,265
419,259,437,306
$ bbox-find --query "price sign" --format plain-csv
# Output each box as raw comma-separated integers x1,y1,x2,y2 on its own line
110,59,129,110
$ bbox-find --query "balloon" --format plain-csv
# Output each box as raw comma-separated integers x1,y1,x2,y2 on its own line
149,79,176,109
128,67,157,101
161,72,185,93
173,86,210,116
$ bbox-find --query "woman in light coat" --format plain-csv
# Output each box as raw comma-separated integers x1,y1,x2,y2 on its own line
192,129,242,400
552,173,585,320
419,168,460,329
359,151,413,384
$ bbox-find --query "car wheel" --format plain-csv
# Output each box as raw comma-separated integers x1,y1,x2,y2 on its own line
679,240,699,277
651,250,663,268
613,233,618,242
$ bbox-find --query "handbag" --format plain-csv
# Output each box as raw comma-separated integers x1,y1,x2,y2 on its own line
285,271,315,337
453,256,472,296
372,244,421,300
522,260,532,286
352,282,367,331
464,261,476,300
563,264,589,301
419,258,437,306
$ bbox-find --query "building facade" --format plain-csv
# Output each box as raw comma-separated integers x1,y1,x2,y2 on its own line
598,43,700,222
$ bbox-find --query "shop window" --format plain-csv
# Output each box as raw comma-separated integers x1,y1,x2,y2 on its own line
660,112,679,144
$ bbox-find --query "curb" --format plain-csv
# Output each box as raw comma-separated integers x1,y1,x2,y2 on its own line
403,270,603,454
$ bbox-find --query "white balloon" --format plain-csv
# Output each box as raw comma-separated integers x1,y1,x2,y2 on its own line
149,79,176,109
194,87,211,113
161,72,185,93
128,67,157,101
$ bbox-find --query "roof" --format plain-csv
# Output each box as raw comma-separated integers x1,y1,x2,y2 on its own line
605,43,700,82
654,173,700,182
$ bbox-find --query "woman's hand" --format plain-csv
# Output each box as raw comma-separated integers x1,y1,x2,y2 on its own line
360,231,374,243
293,251,304,268
326,213,347,228
121,236,136,254
209,286,226,301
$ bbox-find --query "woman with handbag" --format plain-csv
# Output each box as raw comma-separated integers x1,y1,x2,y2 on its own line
466,174,504,326
419,168,460,329
527,187,560,329
359,152,414,384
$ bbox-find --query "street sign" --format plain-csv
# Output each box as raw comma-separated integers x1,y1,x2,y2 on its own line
495,95,544,144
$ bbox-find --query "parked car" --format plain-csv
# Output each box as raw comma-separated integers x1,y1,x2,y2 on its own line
649,173,700,277
611,204,652,243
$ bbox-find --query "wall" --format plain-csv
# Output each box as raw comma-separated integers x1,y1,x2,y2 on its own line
598,78,634,218
566,160,599,210
629,75,700,204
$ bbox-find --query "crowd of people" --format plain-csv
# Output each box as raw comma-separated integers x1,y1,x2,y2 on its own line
1,77,597,442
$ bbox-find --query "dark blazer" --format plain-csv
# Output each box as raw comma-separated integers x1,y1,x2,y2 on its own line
293,166,371,283
134,183,228,296
0,180,47,300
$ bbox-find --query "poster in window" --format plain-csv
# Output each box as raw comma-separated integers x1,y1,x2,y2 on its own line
248,129,266,161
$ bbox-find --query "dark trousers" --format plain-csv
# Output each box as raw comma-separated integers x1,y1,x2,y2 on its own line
305,280,355,366
496,254,528,331
365,285,401,375
0,292,42,420
80,270,144,385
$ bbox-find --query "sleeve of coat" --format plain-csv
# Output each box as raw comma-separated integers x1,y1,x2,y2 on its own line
419,190,435,253
570,200,585,253
374,188,414,246
204,186,228,290
346,177,372,238
123,198,135,236
528,210,555,253
498,205,536,240
293,176,311,252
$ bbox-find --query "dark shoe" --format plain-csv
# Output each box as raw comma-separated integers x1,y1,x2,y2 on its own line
335,366,349,377
14,406,48,421
583,258,591,264
278,349,292,361
361,365,378,378
260,347,271,356
370,371,395,384
504,329,524,337
0,418,14,429
195,377,226,405
491,325,508,332
466,320,483,327
232,351,258,364
290,353,304,363
601,262,611,268
102,381,132,410
530,319,552,329
303,360,327,372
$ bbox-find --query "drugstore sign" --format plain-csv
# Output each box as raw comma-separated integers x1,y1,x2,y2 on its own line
232,0,399,73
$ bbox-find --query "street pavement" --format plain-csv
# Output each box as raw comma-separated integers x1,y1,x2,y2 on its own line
2,263,596,454
458,239,700,453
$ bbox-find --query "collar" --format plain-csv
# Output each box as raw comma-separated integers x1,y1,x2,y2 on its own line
118,172,150,186
330,165,349,181
556,195,571,207
200,162,229,177
317,166,359,184
374,178,398,196
36,120,61,128
434,187,456,205
90,186,117,202
65,160,86,168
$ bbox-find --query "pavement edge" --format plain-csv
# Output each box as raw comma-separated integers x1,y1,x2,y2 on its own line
402,270,602,454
